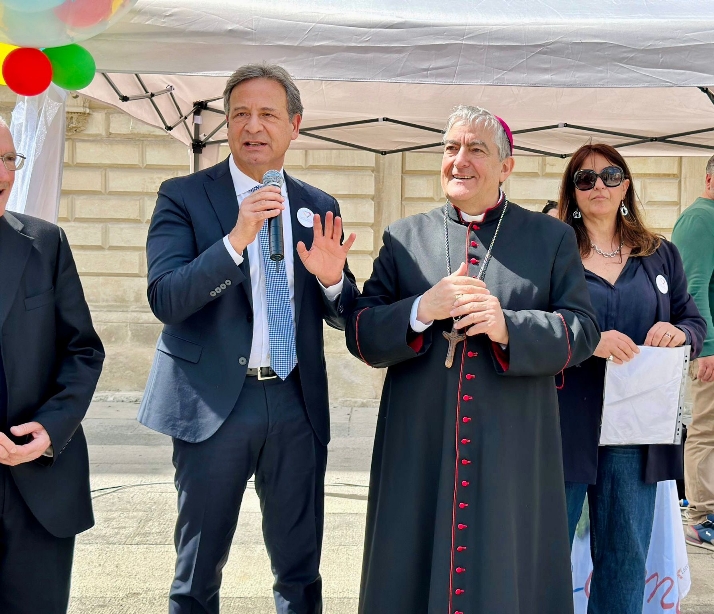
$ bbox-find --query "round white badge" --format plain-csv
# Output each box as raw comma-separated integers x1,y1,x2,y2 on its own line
656,274,669,294
297,207,315,228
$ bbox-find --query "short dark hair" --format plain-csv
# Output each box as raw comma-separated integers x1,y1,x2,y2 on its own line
223,63,304,119
542,200,558,215
558,143,661,258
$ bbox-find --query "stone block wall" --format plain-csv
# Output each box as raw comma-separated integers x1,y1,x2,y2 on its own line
0,89,709,403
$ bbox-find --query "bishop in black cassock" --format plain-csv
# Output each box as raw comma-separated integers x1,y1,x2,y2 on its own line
346,108,600,614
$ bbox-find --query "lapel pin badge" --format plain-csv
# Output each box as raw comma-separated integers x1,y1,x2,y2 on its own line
297,207,315,228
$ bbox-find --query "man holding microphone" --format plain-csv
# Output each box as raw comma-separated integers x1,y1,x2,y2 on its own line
139,63,358,614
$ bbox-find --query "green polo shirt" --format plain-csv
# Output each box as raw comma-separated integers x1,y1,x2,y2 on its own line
672,197,714,357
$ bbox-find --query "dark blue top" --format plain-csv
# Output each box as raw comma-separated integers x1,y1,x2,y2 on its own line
585,257,657,345
0,345,5,430
558,240,707,485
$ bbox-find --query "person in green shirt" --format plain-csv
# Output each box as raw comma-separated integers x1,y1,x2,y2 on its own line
672,154,714,549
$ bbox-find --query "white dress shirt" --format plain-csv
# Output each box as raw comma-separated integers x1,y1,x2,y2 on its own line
223,156,343,367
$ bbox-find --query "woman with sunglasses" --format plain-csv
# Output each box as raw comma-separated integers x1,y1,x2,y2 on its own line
557,143,705,613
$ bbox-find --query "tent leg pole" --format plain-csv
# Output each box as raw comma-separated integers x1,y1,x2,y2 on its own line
192,106,204,172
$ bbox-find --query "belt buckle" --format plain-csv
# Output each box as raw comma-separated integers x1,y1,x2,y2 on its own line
258,367,277,381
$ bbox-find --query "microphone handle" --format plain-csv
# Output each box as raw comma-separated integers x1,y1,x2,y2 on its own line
268,213,284,262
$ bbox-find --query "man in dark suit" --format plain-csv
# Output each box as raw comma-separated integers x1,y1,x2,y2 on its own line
0,120,105,613
138,64,359,614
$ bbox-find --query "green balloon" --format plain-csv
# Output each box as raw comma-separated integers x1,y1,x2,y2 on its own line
43,44,96,91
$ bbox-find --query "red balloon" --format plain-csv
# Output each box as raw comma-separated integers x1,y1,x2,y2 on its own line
55,0,113,29
2,48,53,97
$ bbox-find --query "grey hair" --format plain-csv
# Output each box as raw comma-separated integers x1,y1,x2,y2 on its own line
223,63,304,120
706,154,714,176
443,105,512,161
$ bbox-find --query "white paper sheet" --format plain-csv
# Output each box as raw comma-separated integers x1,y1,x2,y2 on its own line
599,346,690,446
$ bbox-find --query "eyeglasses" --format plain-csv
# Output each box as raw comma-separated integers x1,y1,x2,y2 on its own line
573,166,624,191
0,152,25,172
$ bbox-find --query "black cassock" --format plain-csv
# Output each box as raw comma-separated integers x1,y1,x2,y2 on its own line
346,199,599,614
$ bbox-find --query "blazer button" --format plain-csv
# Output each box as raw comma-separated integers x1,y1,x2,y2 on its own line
215,287,222,293
210,291,217,297
225,279,232,286
220,283,227,290
338,305,344,314
238,357,247,366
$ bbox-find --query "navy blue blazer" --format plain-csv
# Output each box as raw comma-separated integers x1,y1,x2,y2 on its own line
138,159,358,445
558,239,707,484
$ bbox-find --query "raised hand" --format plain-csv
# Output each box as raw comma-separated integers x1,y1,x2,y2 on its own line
228,185,284,254
297,211,356,287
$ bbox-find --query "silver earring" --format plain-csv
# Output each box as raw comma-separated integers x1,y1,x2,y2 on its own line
620,200,629,216
573,208,582,219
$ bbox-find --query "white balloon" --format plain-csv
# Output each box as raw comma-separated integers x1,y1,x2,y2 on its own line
0,0,137,48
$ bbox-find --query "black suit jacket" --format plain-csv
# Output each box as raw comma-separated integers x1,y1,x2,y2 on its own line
0,212,104,537
138,159,358,445
558,239,707,484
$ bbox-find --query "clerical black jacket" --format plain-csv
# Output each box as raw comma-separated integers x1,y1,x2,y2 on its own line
346,199,600,614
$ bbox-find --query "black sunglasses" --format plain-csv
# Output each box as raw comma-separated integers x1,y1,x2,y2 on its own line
573,166,625,191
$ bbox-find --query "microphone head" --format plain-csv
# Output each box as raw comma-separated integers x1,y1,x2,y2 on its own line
262,170,284,189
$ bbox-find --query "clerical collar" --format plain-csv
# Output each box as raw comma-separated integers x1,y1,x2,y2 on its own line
448,190,506,225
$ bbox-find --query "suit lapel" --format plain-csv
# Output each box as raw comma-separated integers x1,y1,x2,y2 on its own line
204,160,252,309
286,174,314,327
0,213,33,329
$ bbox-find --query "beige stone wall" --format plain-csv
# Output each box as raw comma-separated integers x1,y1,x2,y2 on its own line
0,89,708,402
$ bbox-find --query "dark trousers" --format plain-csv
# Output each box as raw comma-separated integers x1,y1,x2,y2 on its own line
0,466,75,614
565,446,657,614
169,370,327,614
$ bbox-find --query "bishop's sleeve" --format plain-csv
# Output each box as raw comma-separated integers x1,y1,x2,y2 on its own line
346,228,433,368
494,226,600,377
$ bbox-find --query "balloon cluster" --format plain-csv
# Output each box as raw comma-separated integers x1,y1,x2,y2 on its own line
0,0,137,96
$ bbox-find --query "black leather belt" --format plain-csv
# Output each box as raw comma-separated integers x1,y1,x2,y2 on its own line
246,366,278,380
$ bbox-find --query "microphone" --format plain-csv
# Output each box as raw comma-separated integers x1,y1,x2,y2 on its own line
262,170,284,262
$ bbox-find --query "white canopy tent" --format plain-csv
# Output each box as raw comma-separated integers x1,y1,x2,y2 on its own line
75,0,714,172
10,0,714,218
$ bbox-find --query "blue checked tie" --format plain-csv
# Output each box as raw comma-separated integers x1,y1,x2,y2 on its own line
257,208,297,380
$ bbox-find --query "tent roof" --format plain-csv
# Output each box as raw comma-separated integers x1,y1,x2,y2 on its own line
81,0,714,157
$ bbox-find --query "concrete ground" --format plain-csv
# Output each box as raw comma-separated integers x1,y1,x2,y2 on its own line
69,402,714,613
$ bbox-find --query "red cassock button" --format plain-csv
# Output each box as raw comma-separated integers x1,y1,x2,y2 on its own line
455,589,465,595
456,567,466,573
467,351,478,358
461,438,471,444
457,546,467,552
461,459,471,465
455,611,464,614
458,524,468,530
462,481,470,487
460,503,469,508
462,417,472,423
470,258,479,265
466,374,475,380
471,241,478,247
473,224,481,230
463,395,473,401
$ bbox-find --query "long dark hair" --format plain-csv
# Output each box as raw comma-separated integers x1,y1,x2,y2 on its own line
558,143,661,257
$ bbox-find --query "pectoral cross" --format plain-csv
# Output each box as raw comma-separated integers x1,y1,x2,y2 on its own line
443,326,466,368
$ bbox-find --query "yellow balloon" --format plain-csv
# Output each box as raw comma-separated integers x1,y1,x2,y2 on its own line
0,43,19,87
